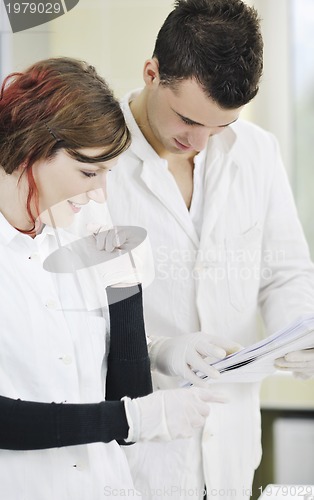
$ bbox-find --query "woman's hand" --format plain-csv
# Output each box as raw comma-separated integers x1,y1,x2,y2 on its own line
123,387,227,442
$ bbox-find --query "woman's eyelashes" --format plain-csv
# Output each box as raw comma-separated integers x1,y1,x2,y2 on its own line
82,171,97,178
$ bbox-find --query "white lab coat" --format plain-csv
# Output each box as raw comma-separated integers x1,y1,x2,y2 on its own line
0,214,139,500
78,90,314,500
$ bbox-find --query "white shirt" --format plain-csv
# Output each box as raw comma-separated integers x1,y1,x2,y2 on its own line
0,213,138,500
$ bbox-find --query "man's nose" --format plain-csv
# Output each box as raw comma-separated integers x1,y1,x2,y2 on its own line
189,126,214,151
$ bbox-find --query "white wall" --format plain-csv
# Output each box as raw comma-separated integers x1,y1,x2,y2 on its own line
245,0,293,177
1,0,292,171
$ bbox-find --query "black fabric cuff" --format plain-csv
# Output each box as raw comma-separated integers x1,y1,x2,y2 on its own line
105,357,152,401
105,284,153,403
0,395,128,450
106,284,148,360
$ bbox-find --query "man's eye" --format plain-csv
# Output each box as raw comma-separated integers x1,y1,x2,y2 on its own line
182,117,196,126
82,171,97,178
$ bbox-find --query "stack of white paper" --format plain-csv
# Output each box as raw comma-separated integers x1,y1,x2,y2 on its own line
200,314,314,383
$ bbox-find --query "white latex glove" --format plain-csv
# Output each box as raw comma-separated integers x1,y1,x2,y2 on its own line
85,224,155,289
122,387,227,442
148,333,242,387
274,348,314,380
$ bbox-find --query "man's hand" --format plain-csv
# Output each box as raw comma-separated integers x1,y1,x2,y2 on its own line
275,348,314,379
148,332,242,387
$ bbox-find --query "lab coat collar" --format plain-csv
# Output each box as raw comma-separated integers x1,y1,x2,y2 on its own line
121,89,201,246
142,159,200,246
212,123,237,154
0,212,20,246
121,89,162,163
0,212,71,258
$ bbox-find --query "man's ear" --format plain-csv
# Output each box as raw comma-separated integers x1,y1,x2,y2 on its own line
143,58,160,87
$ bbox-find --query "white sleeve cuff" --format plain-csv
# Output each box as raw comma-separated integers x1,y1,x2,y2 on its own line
121,396,141,443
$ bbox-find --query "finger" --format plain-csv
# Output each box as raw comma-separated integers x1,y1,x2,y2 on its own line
112,228,128,249
275,365,294,372
284,349,314,362
105,228,127,252
196,341,226,359
187,352,221,379
194,388,229,404
94,230,110,251
184,369,215,388
225,341,243,355
191,413,208,429
274,359,294,368
192,400,211,417
275,359,311,369
95,229,123,252
191,335,226,359
274,361,295,370
198,334,242,355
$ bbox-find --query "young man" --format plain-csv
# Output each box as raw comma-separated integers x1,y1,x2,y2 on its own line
87,0,314,498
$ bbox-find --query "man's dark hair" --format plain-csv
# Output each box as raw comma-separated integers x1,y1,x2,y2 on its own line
152,0,263,108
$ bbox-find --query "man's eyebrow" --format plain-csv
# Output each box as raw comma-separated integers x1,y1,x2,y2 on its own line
174,110,238,128
174,110,204,126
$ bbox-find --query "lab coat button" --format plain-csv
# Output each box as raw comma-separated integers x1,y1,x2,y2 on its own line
73,461,86,471
60,354,73,365
29,253,40,262
45,298,59,309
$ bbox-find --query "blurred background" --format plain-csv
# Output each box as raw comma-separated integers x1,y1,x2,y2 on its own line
1,0,314,497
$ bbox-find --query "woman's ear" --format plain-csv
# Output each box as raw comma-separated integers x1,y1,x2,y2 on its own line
15,161,28,176
143,58,160,87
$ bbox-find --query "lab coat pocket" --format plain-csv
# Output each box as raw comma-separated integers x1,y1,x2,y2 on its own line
225,223,262,312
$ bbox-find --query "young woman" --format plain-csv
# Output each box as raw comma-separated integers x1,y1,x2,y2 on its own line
0,57,221,499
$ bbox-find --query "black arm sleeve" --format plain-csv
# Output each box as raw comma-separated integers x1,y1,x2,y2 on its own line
0,396,128,451
105,284,153,402
0,285,151,451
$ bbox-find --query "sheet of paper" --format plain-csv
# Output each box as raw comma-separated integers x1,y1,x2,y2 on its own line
192,314,314,384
